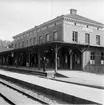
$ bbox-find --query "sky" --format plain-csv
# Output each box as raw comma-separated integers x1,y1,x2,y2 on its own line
0,0,104,41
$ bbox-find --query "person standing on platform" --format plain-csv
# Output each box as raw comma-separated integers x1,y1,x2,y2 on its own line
15,58,18,68
42,56,48,72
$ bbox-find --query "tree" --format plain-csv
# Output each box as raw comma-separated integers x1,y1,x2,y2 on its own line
0,39,13,49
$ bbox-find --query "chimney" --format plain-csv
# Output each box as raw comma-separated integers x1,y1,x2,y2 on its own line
70,9,77,15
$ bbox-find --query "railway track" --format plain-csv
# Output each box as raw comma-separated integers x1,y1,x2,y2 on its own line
0,81,47,105
0,77,68,105
0,69,101,104
0,93,15,105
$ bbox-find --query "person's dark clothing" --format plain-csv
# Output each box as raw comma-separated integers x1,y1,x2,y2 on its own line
15,59,18,68
42,57,47,72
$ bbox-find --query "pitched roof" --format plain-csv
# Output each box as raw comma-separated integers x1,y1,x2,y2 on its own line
64,14,104,28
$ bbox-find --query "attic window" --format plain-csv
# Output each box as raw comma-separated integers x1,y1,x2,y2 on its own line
86,25,88,28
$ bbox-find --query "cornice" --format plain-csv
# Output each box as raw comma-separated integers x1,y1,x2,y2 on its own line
64,16,104,28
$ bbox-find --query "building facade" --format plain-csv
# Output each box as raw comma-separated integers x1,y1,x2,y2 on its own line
0,9,104,74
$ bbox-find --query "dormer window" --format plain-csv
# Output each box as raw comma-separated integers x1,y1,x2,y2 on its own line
86,25,88,28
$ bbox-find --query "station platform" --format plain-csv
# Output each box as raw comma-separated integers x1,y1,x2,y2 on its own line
0,69,104,104
57,70,104,81
0,65,104,89
56,70,104,89
0,65,55,77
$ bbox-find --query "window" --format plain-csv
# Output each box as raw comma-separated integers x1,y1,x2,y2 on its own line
90,52,95,64
72,31,78,42
33,38,36,45
30,38,32,46
26,40,28,47
39,36,42,44
18,42,20,48
85,33,90,44
96,35,100,45
46,34,50,42
22,41,24,48
15,43,17,48
101,53,104,64
53,31,58,41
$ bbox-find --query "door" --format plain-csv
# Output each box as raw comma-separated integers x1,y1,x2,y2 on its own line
72,52,81,70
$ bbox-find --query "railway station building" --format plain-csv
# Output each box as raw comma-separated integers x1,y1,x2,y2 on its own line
0,9,104,74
